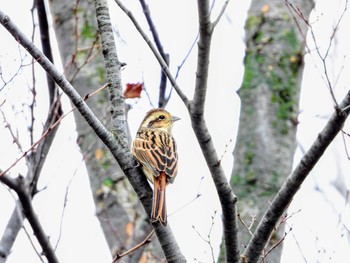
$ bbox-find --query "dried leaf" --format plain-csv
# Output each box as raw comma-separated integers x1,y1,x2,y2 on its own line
124,82,143,99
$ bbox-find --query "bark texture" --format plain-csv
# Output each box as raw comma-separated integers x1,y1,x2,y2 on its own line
0,8,186,262
49,0,163,261
232,1,314,262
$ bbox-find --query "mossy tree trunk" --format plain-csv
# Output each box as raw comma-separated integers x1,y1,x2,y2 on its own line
232,1,314,262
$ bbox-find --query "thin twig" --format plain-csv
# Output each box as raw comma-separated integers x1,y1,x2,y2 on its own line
242,89,350,261
260,229,291,263
341,130,350,159
192,210,217,263
54,167,79,251
286,0,349,108
112,229,155,262
1,9,185,262
0,83,108,178
237,213,255,237
22,225,45,263
218,138,233,164
0,109,23,152
69,32,101,82
16,176,59,263
139,0,170,108
0,46,28,91
187,1,240,262
212,0,231,28
29,2,37,147
113,0,189,106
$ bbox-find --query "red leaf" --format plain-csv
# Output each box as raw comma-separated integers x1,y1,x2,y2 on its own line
123,83,143,99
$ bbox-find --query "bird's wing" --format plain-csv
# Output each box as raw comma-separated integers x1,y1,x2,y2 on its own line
132,131,178,181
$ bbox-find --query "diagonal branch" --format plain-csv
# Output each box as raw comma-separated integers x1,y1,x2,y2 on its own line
114,0,239,261
15,176,59,263
139,0,170,108
113,0,189,107
241,92,350,262
0,1,62,259
93,1,185,261
0,12,111,145
0,7,185,263
0,173,59,263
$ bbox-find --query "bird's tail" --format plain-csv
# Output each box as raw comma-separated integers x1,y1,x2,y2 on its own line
152,173,167,226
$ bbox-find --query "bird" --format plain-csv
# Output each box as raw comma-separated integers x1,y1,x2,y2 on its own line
132,108,180,226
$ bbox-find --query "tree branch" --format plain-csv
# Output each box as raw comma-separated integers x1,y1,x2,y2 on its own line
115,1,239,261
0,202,23,262
112,229,154,262
187,1,239,262
191,0,212,116
0,8,185,263
241,92,350,262
0,11,112,145
189,115,239,262
113,0,190,107
16,176,59,263
36,0,58,106
139,0,170,108
0,1,63,259
94,0,127,145
0,173,58,262
93,1,185,261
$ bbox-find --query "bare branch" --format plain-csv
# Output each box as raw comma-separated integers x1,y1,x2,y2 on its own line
68,33,101,83
0,172,18,190
191,0,213,116
94,1,186,261
185,1,240,262
94,0,128,148
112,229,154,262
15,176,59,263
260,229,291,263
0,10,112,146
0,5,186,263
192,210,217,263
0,47,27,91
22,224,46,263
54,169,79,251
242,91,350,262
36,0,58,106
237,213,256,237
0,109,23,153
286,0,348,107
0,84,107,179
139,0,170,108
0,204,22,261
212,0,231,28
113,0,189,107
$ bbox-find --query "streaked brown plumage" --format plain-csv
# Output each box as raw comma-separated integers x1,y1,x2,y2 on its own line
132,108,179,226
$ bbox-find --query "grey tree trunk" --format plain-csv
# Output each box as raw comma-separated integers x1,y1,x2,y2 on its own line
232,1,314,262
49,0,160,261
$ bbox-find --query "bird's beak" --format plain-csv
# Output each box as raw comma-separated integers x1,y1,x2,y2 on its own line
171,116,181,122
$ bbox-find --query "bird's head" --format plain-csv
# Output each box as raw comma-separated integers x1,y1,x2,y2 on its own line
140,108,180,132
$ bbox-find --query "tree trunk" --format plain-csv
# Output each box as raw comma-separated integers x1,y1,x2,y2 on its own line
232,1,314,262
49,0,160,261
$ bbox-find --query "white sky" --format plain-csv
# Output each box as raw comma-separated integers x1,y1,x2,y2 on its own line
1,0,350,262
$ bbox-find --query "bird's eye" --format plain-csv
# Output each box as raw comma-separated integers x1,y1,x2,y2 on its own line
158,115,165,120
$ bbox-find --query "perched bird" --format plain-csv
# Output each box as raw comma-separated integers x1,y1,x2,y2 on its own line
132,108,180,226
